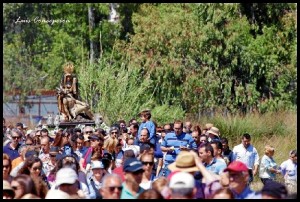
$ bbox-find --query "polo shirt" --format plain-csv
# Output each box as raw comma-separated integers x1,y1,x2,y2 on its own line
161,132,197,165
3,143,21,161
204,158,227,175
120,182,144,199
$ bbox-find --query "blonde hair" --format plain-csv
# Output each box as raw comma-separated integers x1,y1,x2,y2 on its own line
265,145,275,155
103,137,118,153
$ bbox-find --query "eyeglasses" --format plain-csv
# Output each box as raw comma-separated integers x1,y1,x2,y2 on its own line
105,186,123,192
32,166,42,171
142,161,154,166
12,136,21,140
11,186,22,191
85,131,93,134
3,165,10,169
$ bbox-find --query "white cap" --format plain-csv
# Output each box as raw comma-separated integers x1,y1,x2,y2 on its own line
45,189,70,199
55,167,78,186
169,172,195,189
91,161,104,169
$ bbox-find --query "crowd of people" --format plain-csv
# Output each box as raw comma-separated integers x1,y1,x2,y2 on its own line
2,110,297,199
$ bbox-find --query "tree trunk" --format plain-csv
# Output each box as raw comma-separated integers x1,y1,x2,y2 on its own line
88,5,96,64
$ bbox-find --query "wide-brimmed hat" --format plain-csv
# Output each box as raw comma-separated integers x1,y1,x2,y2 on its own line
206,127,220,137
168,151,199,172
204,123,214,130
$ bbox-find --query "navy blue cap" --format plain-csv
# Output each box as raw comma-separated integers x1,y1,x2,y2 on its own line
88,134,100,141
123,158,143,172
25,150,38,158
262,180,287,199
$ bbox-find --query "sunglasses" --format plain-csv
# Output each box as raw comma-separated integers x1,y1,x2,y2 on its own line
85,131,93,134
111,132,118,134
142,161,154,166
11,186,21,191
32,166,42,171
50,154,56,157
3,165,10,169
12,136,21,139
105,186,123,192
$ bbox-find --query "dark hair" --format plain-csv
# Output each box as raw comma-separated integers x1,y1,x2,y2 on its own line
41,128,49,133
199,142,214,157
242,133,251,140
73,128,81,133
131,123,139,130
95,128,107,136
220,137,229,144
18,156,43,176
211,140,223,151
12,174,38,197
16,122,24,128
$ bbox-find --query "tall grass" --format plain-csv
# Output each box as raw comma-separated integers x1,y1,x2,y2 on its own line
193,110,297,190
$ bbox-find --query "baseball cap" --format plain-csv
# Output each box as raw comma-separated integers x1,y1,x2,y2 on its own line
55,167,78,186
25,150,38,159
88,134,100,141
45,189,71,199
262,180,288,199
169,172,195,189
123,158,144,172
91,161,104,169
224,161,248,172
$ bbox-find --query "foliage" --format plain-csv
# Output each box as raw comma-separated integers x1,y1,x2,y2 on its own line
3,3,297,119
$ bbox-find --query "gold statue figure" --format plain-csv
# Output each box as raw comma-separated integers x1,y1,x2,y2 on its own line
57,62,94,121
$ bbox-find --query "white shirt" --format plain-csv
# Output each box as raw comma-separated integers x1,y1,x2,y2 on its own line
232,143,259,169
280,159,297,182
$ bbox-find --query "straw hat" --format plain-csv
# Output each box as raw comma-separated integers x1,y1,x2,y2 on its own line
206,127,220,137
168,151,199,172
204,123,214,130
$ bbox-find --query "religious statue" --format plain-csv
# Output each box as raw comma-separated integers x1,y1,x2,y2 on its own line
56,62,94,121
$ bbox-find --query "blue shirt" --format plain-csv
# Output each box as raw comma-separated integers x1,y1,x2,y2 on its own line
138,121,156,143
204,158,227,175
232,186,262,199
161,132,197,165
3,143,21,161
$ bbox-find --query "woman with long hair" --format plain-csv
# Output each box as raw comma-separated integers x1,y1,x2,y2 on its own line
3,153,13,183
11,174,39,199
17,156,49,198
103,127,119,154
